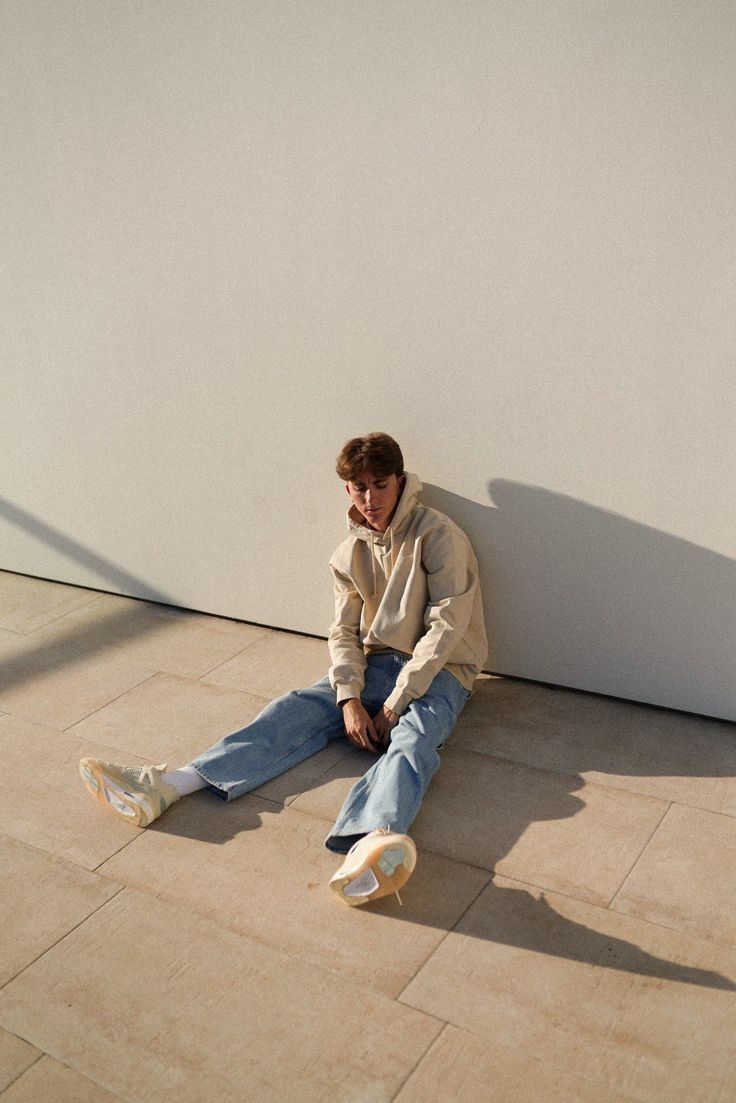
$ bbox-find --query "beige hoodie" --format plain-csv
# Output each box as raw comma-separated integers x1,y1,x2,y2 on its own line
328,472,488,715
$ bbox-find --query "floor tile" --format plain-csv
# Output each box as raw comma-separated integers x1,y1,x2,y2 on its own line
0,1056,121,1102
457,678,736,814
252,743,353,806
0,715,155,869
400,875,736,1103
0,834,120,988
612,803,736,947
201,631,329,699
395,1024,640,1103
414,750,670,905
0,572,100,635
292,747,670,905
0,1029,39,1094
287,744,379,820
34,591,269,678
97,797,491,998
68,673,269,765
0,889,441,1103
0,630,155,730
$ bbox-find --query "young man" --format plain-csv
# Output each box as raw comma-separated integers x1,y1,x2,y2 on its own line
80,433,487,905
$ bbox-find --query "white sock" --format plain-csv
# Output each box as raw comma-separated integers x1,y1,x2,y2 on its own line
162,765,207,798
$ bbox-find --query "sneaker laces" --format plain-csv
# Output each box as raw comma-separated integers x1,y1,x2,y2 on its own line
137,763,168,787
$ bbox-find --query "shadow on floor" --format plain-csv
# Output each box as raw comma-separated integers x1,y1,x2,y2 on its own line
149,731,736,993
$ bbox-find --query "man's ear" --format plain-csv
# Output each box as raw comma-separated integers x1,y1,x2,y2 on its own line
345,482,351,496
398,474,406,491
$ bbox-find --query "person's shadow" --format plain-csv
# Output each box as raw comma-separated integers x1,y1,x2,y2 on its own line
313,736,733,991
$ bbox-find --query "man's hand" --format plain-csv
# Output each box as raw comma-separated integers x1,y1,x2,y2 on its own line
372,705,400,746
341,699,380,753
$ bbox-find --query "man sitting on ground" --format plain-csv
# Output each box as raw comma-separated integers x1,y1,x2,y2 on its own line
80,432,487,905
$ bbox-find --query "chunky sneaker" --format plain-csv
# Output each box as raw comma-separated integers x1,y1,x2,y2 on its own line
329,828,417,906
79,759,179,828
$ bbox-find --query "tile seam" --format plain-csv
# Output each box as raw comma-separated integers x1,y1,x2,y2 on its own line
195,632,273,682
0,887,124,995
0,827,127,880
11,592,107,636
390,1020,451,1101
59,881,446,1008
394,875,494,1005
607,800,674,910
451,744,685,806
605,905,736,954
664,799,736,824
62,672,161,732
0,1049,45,1095
403,868,736,957
91,833,151,875
274,798,504,876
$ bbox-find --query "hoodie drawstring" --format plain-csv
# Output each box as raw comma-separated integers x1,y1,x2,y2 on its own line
370,533,378,598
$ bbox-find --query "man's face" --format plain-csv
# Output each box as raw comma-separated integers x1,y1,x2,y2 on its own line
346,468,405,533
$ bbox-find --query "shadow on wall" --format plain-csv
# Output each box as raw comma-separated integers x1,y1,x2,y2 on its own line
0,498,172,605
422,480,736,723
0,497,184,697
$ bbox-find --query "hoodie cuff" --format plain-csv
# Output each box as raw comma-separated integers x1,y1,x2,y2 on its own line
335,682,363,706
384,686,413,716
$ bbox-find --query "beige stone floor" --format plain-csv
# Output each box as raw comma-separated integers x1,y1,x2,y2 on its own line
1,569,735,1102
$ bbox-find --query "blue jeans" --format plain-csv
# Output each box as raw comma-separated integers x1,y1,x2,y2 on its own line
190,651,470,853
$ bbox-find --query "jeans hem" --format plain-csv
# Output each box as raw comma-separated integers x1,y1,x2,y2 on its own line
189,765,230,800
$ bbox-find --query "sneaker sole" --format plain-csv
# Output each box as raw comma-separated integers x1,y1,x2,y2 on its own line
330,836,417,907
79,758,151,828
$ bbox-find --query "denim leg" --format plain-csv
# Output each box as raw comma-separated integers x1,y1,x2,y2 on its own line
190,676,345,801
189,653,407,802
325,668,470,852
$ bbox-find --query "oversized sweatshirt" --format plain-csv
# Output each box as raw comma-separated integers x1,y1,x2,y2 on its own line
328,472,488,715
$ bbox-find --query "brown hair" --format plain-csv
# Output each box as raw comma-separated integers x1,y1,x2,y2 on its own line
335,433,404,481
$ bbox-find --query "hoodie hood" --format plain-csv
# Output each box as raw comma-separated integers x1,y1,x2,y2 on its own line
346,472,423,544
329,467,487,708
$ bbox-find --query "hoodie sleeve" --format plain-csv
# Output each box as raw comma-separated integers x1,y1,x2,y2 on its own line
383,525,479,715
328,565,367,704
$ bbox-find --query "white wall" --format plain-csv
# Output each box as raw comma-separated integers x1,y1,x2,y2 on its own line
2,1,734,720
